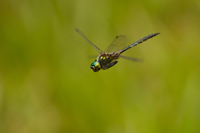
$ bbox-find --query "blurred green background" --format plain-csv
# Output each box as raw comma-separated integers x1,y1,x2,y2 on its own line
0,0,200,133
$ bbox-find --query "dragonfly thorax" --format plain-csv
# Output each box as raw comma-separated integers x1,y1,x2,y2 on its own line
99,55,112,66
90,54,114,72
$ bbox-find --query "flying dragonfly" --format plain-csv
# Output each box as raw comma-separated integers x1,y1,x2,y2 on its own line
75,28,160,72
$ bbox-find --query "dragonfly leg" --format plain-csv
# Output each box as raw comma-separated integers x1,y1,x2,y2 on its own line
102,61,118,70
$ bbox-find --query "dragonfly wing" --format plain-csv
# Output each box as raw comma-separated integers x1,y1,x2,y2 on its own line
75,28,103,53
120,55,143,62
104,35,127,53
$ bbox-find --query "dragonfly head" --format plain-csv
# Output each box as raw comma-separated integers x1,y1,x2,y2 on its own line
90,60,101,72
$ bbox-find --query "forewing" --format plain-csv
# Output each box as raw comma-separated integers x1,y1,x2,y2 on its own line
75,28,103,53
104,35,127,53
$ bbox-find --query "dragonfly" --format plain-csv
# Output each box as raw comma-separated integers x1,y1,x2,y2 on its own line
75,28,160,72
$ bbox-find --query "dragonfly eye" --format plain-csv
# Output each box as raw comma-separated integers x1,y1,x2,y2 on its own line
90,61,101,72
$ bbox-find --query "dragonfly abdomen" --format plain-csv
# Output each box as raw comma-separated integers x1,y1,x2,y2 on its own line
119,33,160,54
132,33,160,46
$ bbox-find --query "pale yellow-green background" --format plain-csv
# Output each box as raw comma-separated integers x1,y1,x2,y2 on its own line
1,0,200,133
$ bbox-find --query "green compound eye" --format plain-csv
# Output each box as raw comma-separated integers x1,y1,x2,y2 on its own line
90,61,101,72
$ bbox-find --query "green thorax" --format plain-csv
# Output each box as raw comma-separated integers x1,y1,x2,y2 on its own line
98,53,119,67
90,53,120,72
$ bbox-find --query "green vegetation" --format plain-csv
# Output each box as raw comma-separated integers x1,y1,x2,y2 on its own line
0,0,200,132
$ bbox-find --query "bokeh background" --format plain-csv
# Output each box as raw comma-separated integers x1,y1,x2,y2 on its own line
1,0,200,133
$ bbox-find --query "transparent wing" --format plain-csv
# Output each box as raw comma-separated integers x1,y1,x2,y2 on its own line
75,28,103,53
119,55,143,62
104,35,127,53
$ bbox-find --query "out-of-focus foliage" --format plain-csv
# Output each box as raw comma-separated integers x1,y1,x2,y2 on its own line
0,0,200,132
